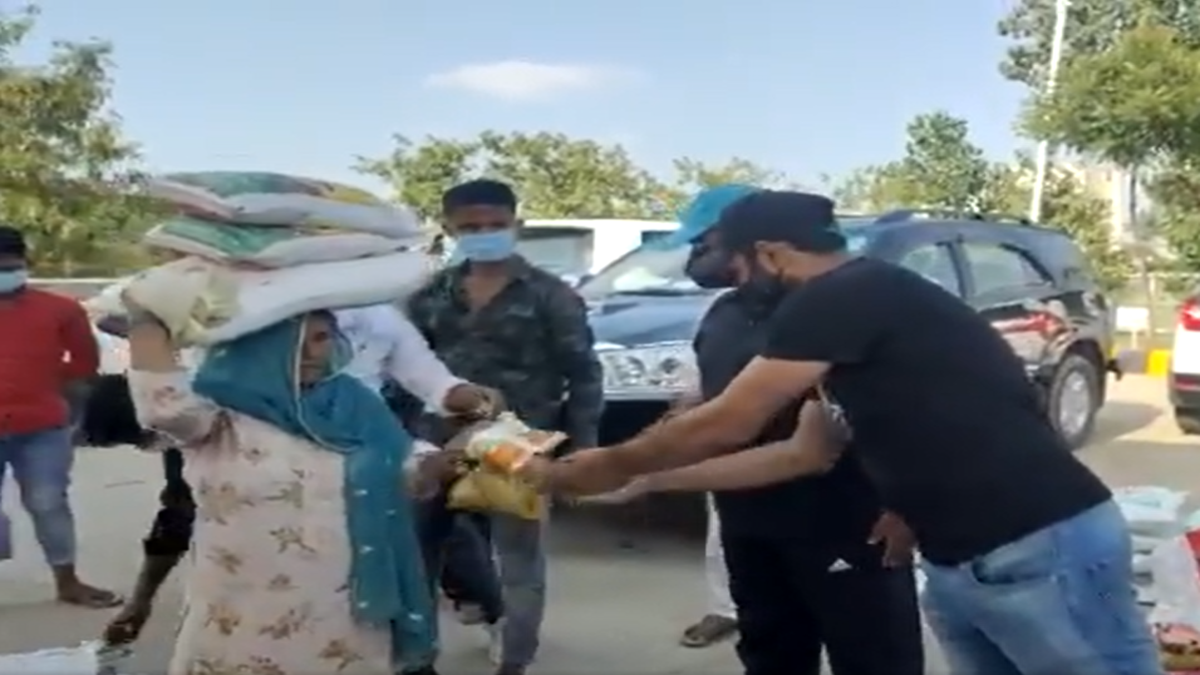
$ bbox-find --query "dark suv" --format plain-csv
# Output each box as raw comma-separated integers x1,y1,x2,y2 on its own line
584,209,1119,451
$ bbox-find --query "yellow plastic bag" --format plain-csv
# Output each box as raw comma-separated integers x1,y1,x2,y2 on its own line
447,469,547,521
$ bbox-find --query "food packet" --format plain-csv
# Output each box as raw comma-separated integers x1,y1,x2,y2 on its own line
447,471,546,521
449,413,566,476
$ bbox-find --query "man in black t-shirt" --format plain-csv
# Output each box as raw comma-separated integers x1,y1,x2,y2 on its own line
533,191,1162,675
626,196,922,674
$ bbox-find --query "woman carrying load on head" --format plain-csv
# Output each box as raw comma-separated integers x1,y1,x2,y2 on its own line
122,296,450,675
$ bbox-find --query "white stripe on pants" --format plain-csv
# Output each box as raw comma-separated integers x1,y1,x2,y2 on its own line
705,494,736,618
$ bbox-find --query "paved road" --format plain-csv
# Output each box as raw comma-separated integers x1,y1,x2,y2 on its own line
0,375,1195,674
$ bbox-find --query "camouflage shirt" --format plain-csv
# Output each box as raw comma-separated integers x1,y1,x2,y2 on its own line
406,256,603,446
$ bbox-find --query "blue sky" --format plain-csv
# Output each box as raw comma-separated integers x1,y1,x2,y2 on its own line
19,0,1029,192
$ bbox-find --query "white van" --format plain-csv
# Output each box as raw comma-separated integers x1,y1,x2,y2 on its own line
517,219,678,281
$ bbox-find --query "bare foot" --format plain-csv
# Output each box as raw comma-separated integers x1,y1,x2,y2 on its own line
58,581,124,609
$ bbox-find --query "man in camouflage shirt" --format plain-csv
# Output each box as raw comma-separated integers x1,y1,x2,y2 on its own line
407,179,603,675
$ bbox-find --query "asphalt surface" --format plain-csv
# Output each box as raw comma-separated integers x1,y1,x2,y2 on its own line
0,375,1195,674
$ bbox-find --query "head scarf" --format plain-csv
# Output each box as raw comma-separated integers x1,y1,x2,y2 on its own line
192,314,436,668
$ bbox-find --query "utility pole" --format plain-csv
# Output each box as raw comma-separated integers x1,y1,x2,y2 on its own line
1029,0,1071,223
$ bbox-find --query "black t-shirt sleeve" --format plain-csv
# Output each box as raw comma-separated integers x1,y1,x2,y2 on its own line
762,268,888,365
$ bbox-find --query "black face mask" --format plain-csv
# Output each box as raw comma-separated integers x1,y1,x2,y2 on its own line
741,257,788,304
684,244,736,289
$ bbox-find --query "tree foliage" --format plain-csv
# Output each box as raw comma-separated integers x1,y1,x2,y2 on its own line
0,5,159,276
833,112,1009,213
831,111,1129,288
1025,24,1200,168
997,0,1200,87
357,131,784,223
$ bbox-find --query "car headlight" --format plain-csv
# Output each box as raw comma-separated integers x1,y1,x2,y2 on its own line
597,341,698,399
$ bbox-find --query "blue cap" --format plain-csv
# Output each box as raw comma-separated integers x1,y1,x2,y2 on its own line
657,184,760,249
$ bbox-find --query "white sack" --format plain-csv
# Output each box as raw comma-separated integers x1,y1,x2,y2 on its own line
89,252,436,346
1149,531,1200,629
144,175,421,238
144,225,417,268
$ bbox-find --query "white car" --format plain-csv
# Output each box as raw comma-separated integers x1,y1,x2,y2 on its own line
1169,294,1200,433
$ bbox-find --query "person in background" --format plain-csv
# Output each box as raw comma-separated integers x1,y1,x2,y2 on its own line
407,178,603,675
535,190,1162,675
0,226,118,608
102,301,502,650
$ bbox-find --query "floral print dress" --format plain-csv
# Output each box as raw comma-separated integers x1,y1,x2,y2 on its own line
129,370,395,675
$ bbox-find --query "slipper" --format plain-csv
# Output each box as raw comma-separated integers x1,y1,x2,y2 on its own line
59,586,124,609
680,614,737,648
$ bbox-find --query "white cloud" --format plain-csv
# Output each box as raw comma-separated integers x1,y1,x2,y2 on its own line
425,60,636,101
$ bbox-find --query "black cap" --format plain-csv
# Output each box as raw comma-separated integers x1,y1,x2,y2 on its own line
0,226,26,259
715,190,846,253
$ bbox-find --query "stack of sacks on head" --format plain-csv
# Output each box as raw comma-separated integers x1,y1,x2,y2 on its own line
87,171,435,346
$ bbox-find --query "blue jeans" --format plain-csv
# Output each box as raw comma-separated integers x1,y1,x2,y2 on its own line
921,500,1163,675
0,427,76,566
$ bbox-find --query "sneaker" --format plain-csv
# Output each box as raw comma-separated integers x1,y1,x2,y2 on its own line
486,619,505,665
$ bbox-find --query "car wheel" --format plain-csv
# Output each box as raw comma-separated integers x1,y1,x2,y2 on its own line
1047,353,1101,450
1176,408,1200,435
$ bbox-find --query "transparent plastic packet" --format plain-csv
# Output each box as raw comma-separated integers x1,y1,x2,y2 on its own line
447,412,566,476
0,640,132,675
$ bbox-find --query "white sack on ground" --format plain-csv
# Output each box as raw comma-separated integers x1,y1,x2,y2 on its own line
89,252,435,346
1114,485,1188,539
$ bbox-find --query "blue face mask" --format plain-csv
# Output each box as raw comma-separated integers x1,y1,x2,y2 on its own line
0,269,27,293
454,230,517,262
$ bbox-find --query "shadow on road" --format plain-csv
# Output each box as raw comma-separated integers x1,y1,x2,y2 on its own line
1091,401,1165,444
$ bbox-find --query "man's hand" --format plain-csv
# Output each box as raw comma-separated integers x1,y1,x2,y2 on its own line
519,448,632,497
661,391,702,421
442,383,505,420
867,511,916,567
573,475,654,505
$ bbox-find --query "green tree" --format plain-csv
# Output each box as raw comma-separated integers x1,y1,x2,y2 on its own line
832,112,1007,212
997,0,1200,87
0,5,157,276
832,112,1128,288
476,131,664,219
1025,24,1200,168
357,130,665,222
658,157,785,215
1023,22,1200,271
355,134,479,223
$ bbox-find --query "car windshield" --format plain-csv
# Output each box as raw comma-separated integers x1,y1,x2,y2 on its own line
576,219,877,301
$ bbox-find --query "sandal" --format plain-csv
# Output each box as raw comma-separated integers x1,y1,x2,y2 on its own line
680,614,737,648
